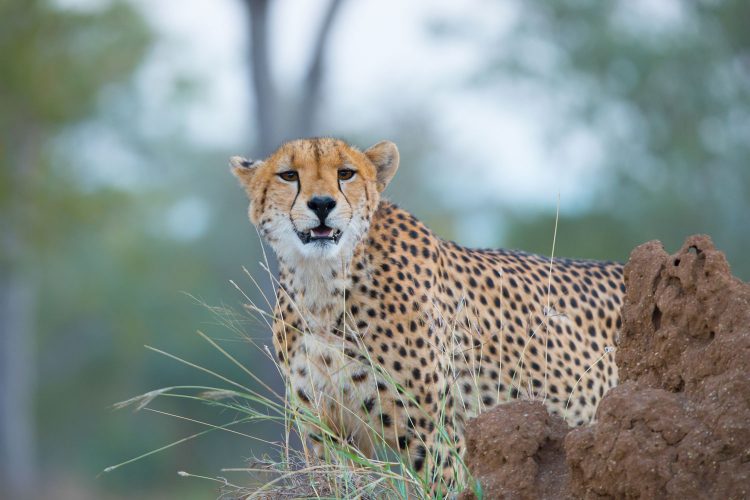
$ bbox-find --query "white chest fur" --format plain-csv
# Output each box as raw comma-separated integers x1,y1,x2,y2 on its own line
289,332,379,444
281,259,350,327
279,256,380,442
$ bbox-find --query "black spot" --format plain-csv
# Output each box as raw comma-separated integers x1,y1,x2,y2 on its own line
380,413,392,427
297,388,310,403
362,397,375,413
413,445,427,472
397,434,411,450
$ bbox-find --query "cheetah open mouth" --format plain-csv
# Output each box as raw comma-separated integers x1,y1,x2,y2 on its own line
296,225,342,244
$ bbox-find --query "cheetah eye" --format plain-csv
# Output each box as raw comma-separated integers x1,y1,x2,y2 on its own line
278,171,299,182
338,169,356,181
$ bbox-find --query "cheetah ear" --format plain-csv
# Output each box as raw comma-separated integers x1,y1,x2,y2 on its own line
230,156,262,187
365,141,399,192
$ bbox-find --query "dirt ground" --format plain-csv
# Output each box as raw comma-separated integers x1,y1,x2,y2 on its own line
460,235,750,499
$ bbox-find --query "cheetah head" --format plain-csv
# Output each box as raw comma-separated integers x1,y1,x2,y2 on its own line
231,138,399,263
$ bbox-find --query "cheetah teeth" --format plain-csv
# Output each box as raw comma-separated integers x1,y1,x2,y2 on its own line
297,225,342,244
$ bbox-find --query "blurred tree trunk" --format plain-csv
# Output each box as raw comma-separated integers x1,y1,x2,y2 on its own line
246,0,278,156
294,0,344,139
243,0,345,155
0,126,38,500
0,276,35,500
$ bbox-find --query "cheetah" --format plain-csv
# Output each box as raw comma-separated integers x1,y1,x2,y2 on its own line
230,137,624,487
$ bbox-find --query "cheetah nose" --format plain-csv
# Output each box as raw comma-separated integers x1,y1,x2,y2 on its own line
307,196,336,223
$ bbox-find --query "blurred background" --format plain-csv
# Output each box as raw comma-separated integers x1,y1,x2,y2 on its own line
1,0,748,498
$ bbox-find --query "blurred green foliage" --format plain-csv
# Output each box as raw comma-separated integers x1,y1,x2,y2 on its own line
483,0,750,278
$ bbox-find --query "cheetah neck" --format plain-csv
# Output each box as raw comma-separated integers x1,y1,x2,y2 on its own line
277,244,368,331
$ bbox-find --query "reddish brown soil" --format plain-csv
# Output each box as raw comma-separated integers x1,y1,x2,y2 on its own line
460,400,570,499
461,235,750,500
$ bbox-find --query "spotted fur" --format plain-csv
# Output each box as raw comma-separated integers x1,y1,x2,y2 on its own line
231,138,623,486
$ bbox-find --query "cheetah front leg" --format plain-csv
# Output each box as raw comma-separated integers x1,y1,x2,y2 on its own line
423,419,465,495
389,397,466,494
297,399,376,467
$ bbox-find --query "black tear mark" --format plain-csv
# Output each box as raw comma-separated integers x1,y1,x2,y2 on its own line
258,185,268,214
288,178,302,231
335,149,353,209
337,179,351,210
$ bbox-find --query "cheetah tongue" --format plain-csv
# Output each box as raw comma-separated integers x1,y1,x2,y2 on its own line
311,226,333,238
